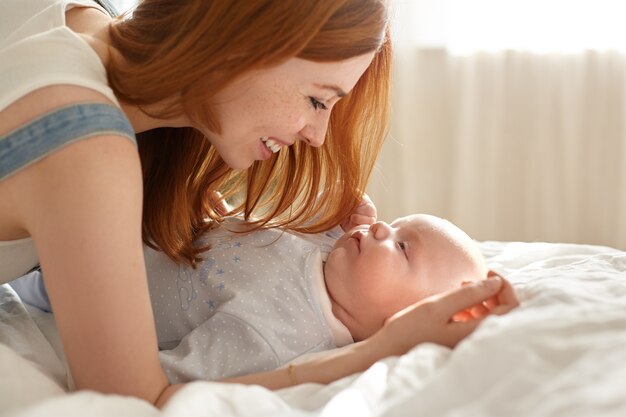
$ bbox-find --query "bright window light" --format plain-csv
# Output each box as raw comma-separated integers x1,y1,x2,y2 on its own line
109,0,136,14
394,0,626,55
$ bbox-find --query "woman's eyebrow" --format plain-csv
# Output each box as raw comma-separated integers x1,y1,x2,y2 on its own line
314,83,347,98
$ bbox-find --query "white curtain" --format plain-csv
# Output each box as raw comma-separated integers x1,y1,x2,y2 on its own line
109,0,135,13
109,0,626,249
368,1,626,250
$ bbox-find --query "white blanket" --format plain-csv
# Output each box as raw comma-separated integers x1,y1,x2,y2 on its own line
1,241,626,417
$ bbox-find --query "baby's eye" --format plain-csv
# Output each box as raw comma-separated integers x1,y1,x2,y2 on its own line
397,242,406,251
309,97,328,111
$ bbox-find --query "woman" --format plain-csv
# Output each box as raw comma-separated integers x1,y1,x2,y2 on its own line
0,0,517,408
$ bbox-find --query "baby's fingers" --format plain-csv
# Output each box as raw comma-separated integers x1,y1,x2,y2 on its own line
207,190,229,216
357,193,377,216
350,213,376,226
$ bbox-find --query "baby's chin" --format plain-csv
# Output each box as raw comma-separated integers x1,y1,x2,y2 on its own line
329,231,358,253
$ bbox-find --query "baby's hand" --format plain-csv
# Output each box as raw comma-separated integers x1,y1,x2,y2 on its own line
207,190,230,216
452,271,519,322
340,193,377,231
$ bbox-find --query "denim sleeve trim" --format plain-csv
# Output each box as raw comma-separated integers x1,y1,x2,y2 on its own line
92,0,120,17
0,103,136,181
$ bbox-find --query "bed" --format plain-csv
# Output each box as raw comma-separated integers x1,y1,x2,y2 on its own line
1,240,626,417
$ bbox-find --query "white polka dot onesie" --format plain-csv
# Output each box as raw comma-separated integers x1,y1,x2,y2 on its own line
145,219,353,383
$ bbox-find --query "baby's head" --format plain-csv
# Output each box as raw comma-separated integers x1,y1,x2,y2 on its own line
324,214,487,341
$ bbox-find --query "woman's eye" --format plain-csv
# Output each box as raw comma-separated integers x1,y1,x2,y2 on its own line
309,97,328,111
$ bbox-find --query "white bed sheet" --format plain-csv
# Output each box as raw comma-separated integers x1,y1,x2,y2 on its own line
1,241,626,417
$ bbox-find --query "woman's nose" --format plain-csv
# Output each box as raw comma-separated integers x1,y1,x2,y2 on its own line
298,112,330,147
369,221,392,240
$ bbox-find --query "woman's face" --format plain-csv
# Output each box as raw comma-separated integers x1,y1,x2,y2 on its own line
198,53,375,170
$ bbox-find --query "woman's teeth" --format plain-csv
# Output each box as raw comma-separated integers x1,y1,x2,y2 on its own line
261,136,281,153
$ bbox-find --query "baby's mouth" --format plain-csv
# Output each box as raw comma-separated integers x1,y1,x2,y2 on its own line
350,231,364,250
261,136,282,153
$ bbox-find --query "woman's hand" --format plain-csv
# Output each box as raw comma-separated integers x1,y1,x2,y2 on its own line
452,271,519,322
225,277,518,390
371,276,519,356
341,193,377,231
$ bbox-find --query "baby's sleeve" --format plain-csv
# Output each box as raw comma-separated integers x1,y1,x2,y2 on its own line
8,269,52,313
159,312,280,383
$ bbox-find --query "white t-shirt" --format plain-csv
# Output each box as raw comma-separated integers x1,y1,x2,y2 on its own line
0,0,119,112
0,0,119,284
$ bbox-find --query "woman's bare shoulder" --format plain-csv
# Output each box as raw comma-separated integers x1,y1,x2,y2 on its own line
0,85,119,137
0,85,133,241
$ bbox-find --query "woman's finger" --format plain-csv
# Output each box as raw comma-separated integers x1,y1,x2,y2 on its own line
496,277,519,307
487,270,501,278
488,302,518,316
443,318,485,347
433,277,503,318
484,295,499,310
470,302,490,318
451,310,474,322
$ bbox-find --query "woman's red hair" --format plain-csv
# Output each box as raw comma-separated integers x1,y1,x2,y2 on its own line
108,0,391,266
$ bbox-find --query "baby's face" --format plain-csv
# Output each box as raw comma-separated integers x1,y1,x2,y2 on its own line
324,214,487,341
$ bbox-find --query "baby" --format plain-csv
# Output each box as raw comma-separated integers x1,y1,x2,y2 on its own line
147,214,490,383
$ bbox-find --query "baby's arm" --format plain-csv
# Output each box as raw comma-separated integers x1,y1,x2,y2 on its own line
9,270,52,312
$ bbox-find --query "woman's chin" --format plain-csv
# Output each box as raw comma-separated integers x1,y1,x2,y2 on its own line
221,155,255,170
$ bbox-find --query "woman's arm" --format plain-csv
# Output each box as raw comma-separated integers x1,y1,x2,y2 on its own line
223,277,517,390
10,132,170,402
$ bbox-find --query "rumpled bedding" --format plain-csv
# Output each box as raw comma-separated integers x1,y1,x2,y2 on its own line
1,241,625,417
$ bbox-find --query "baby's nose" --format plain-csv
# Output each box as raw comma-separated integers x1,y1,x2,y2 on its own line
369,221,391,240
